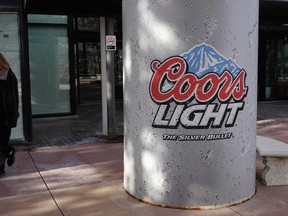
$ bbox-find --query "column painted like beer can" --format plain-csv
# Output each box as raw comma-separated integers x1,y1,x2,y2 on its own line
123,0,258,209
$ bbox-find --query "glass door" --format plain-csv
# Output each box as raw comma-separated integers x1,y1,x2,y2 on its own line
74,17,102,104
77,42,102,103
28,15,71,116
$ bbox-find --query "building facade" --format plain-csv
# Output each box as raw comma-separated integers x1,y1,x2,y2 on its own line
259,0,288,100
0,0,287,144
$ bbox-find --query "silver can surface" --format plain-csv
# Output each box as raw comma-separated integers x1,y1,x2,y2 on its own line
123,0,258,209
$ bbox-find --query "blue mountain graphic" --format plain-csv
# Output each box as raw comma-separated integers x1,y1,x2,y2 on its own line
181,43,242,78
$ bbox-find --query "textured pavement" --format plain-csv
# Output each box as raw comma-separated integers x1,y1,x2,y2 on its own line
31,102,124,147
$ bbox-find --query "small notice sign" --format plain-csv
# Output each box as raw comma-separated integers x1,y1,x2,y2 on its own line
106,35,116,51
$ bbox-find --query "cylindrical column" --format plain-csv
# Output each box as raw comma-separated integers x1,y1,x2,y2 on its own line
123,0,258,209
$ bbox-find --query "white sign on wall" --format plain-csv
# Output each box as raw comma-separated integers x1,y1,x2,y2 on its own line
106,35,116,51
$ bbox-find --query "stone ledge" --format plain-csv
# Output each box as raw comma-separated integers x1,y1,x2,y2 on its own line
256,136,288,157
256,135,288,186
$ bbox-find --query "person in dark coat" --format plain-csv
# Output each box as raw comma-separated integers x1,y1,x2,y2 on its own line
0,53,19,177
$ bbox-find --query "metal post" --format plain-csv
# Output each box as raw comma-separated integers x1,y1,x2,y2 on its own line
106,17,116,139
100,17,108,136
123,0,259,209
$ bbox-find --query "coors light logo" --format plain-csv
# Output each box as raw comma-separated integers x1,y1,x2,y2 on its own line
149,43,248,129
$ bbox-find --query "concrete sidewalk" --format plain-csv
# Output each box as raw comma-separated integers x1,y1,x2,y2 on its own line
1,141,288,215
1,100,288,216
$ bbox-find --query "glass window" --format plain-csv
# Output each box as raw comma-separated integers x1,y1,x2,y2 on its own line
0,12,24,140
265,24,288,100
29,26,70,115
28,14,67,24
76,17,99,32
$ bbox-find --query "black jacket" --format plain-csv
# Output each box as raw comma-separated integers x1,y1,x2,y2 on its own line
0,69,19,128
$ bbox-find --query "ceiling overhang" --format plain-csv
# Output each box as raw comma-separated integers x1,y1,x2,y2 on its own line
25,0,122,16
260,0,288,22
